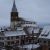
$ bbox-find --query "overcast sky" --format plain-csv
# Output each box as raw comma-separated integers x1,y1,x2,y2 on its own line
0,0,50,26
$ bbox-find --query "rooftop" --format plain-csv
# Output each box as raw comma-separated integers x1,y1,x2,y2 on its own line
27,27,40,34
4,30,26,37
0,27,26,37
39,25,50,39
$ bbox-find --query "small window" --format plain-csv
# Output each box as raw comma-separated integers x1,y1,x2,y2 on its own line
0,37,1,40
21,36,25,39
11,41,14,44
29,40,31,43
7,37,10,40
0,42,4,46
38,40,39,43
7,42,10,45
44,41,46,43
0,37,4,40
16,36,19,39
2,37,4,40
11,36,13,39
39,40,41,43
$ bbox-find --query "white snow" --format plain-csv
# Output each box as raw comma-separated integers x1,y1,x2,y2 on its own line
18,44,40,49
22,24,38,27
27,27,39,34
34,28,39,33
27,27,33,34
39,25,50,39
4,30,26,37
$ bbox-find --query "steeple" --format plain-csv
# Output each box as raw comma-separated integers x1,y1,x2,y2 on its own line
10,0,19,29
11,0,18,18
12,0,17,12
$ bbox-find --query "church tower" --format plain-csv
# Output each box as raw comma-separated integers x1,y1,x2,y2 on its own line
10,0,18,29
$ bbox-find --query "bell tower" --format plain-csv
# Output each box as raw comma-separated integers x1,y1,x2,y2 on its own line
10,0,18,29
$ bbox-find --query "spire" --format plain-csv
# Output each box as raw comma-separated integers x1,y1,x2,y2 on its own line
12,0,17,12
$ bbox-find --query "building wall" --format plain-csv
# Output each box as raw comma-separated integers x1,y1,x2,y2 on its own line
39,38,49,50
42,45,48,50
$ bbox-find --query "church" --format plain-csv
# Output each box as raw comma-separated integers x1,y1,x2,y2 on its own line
0,0,41,50
10,0,37,29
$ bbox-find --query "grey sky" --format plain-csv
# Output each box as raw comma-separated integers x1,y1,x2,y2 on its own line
0,0,50,26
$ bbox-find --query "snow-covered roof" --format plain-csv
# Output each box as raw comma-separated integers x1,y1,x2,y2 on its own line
0,29,4,32
34,28,40,33
27,27,33,34
39,26,50,39
27,27,40,34
6,30,26,37
17,27,23,31
22,24,38,27
18,44,40,49
0,30,26,37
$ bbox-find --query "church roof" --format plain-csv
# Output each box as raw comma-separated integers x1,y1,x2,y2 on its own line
12,0,17,12
16,18,25,21
0,28,26,37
